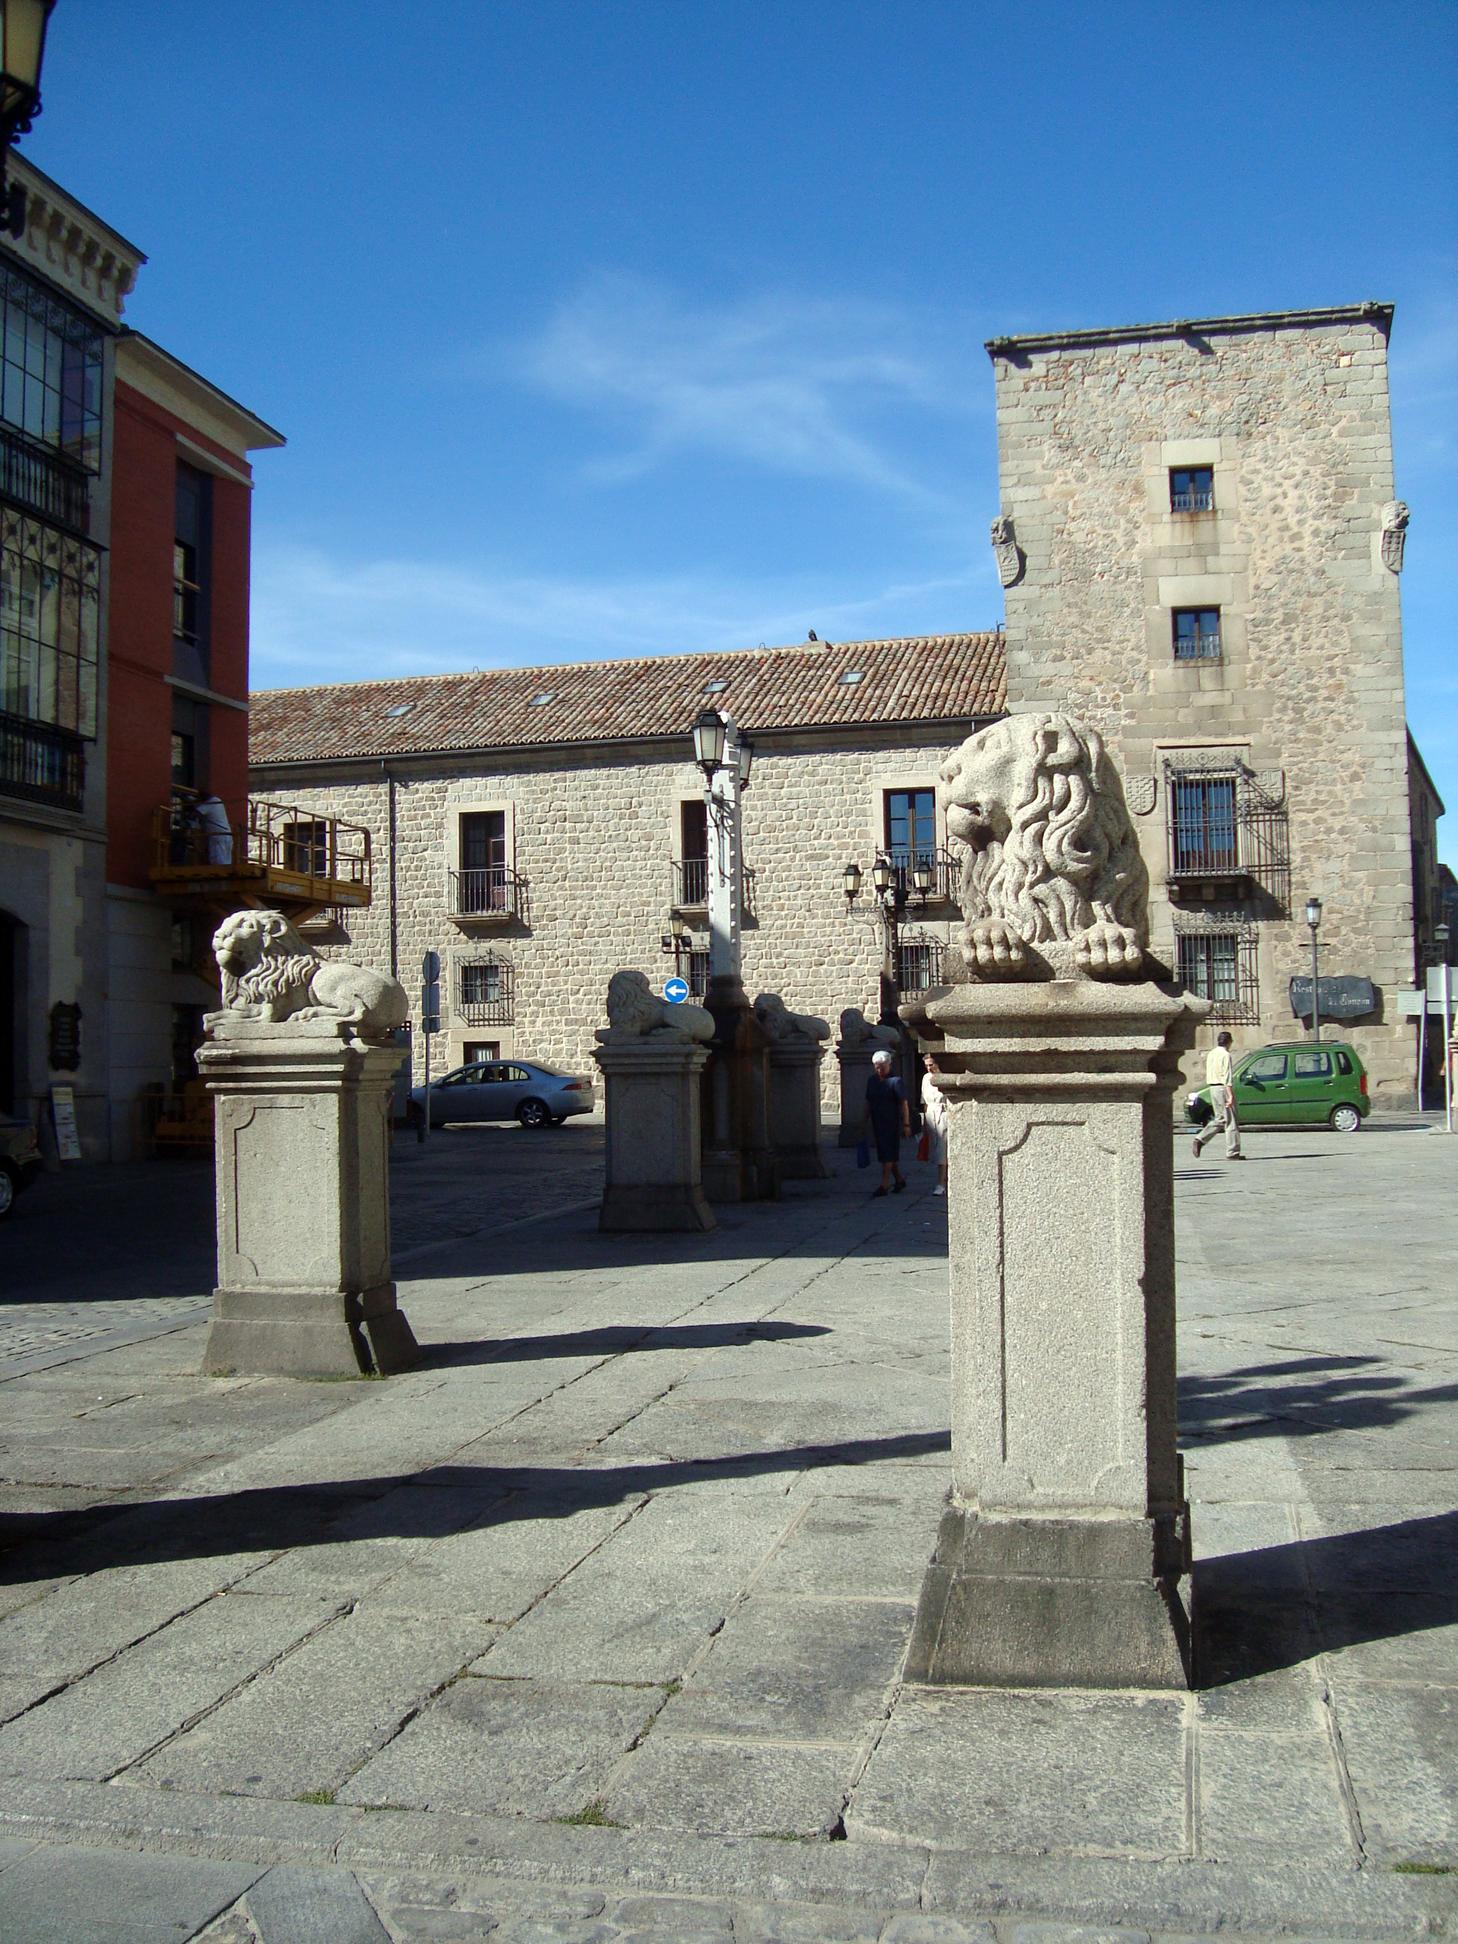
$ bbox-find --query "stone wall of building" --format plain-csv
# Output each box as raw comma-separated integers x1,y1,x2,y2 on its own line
254,728,968,1110
991,309,1420,1100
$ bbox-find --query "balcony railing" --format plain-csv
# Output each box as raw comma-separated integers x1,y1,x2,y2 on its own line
449,865,529,923
671,857,757,919
0,710,85,811
1173,629,1222,661
0,425,91,531
150,798,372,908
1170,487,1215,513
886,846,959,904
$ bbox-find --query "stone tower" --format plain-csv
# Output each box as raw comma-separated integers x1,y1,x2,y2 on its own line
987,304,1420,1100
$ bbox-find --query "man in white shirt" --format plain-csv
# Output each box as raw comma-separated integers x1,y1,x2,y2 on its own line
1192,1030,1243,1160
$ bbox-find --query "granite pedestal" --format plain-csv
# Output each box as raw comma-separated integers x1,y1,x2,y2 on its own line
766,1038,830,1180
903,977,1208,1689
594,1034,715,1232
701,975,778,1203
198,1018,417,1378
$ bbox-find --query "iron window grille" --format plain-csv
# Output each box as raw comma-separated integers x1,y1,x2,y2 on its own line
1175,927,1260,1025
458,957,514,1026
1169,466,1215,513
670,858,756,917
1163,755,1290,911
0,706,83,810
896,937,946,992
1172,607,1222,660
687,948,710,998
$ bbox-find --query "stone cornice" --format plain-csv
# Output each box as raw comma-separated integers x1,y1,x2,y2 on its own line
5,155,146,325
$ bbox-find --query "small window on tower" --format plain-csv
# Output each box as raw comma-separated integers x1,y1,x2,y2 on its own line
1170,466,1214,513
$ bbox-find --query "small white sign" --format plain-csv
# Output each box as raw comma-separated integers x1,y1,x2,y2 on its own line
50,1083,82,1162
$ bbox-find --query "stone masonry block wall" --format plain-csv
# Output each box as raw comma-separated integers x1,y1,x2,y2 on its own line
253,730,966,1111
993,314,1419,1099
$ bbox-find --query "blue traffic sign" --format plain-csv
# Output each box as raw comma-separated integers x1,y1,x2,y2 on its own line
664,977,690,1004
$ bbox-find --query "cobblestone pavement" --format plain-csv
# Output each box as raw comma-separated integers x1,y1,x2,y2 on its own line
0,1119,606,1374
1,1116,1454,1941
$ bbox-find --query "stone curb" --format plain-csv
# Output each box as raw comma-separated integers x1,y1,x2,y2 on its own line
2,1774,1452,1938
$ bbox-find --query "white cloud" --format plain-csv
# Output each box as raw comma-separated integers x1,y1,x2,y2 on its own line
509,272,973,503
248,541,989,690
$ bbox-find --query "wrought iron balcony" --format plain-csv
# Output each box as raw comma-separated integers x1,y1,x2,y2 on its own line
0,710,85,811
1170,487,1215,513
449,865,529,925
886,846,959,905
671,856,757,918
0,425,91,532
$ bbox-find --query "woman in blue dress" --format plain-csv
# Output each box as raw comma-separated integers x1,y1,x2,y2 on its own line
865,1048,910,1197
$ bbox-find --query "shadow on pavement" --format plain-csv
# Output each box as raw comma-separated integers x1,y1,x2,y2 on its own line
422,1319,832,1368
1195,1508,1458,1685
1178,1353,1458,1445
0,1429,951,1582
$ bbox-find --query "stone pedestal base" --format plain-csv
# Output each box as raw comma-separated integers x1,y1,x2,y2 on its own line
768,1040,829,1180
907,977,1207,1690
835,1046,874,1147
906,1503,1193,1689
595,1036,714,1232
702,975,778,1202
198,1020,416,1378
206,1282,418,1380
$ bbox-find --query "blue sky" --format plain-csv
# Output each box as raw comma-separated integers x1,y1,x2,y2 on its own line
27,1,1458,857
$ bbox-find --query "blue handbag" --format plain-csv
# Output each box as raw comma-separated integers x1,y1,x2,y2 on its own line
855,1136,871,1168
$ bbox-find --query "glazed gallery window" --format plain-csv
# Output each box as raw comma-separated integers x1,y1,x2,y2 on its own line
1169,467,1214,513
0,511,101,736
1169,772,1238,874
172,464,213,686
0,267,104,469
1172,608,1222,660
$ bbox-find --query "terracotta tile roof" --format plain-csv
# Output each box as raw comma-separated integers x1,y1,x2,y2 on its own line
249,632,1005,766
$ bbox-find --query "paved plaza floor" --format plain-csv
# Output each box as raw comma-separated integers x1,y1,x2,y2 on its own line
0,1114,1454,1941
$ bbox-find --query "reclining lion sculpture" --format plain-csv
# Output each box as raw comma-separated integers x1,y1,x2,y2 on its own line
208,909,408,1038
938,712,1148,980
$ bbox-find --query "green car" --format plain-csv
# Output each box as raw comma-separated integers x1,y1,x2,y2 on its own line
1186,1040,1371,1133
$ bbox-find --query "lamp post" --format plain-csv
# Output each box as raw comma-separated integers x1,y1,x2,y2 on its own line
0,0,56,238
1305,896,1323,1044
842,850,934,1027
692,707,751,982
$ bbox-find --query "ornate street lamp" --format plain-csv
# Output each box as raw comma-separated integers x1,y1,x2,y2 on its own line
691,707,727,780
842,860,862,904
1305,895,1323,1044
734,733,754,792
912,857,934,901
871,852,893,900
0,0,56,238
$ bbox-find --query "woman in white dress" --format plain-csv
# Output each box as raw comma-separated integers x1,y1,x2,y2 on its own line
920,1052,949,1196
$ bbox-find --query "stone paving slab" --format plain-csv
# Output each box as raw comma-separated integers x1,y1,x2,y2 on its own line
0,1839,260,1941
0,1122,1455,1938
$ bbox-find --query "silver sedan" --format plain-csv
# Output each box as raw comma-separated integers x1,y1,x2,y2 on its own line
408,1060,595,1130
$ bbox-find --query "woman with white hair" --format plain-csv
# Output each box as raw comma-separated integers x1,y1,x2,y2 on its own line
865,1047,910,1196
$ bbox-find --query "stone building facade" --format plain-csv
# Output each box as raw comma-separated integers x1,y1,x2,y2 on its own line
987,303,1430,1100
248,635,1004,1106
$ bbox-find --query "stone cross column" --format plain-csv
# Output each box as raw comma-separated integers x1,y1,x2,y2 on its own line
903,712,1208,1689
200,1019,417,1378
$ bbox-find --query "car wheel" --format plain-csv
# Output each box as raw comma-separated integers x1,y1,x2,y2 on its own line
1330,1103,1362,1133
517,1098,551,1129
0,1163,16,1219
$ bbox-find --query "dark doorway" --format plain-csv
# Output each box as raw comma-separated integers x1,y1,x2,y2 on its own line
0,910,19,1113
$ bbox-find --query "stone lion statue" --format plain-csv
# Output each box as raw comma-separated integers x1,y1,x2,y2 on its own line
837,1006,899,1051
208,909,408,1037
938,712,1148,979
595,968,714,1044
754,992,830,1044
